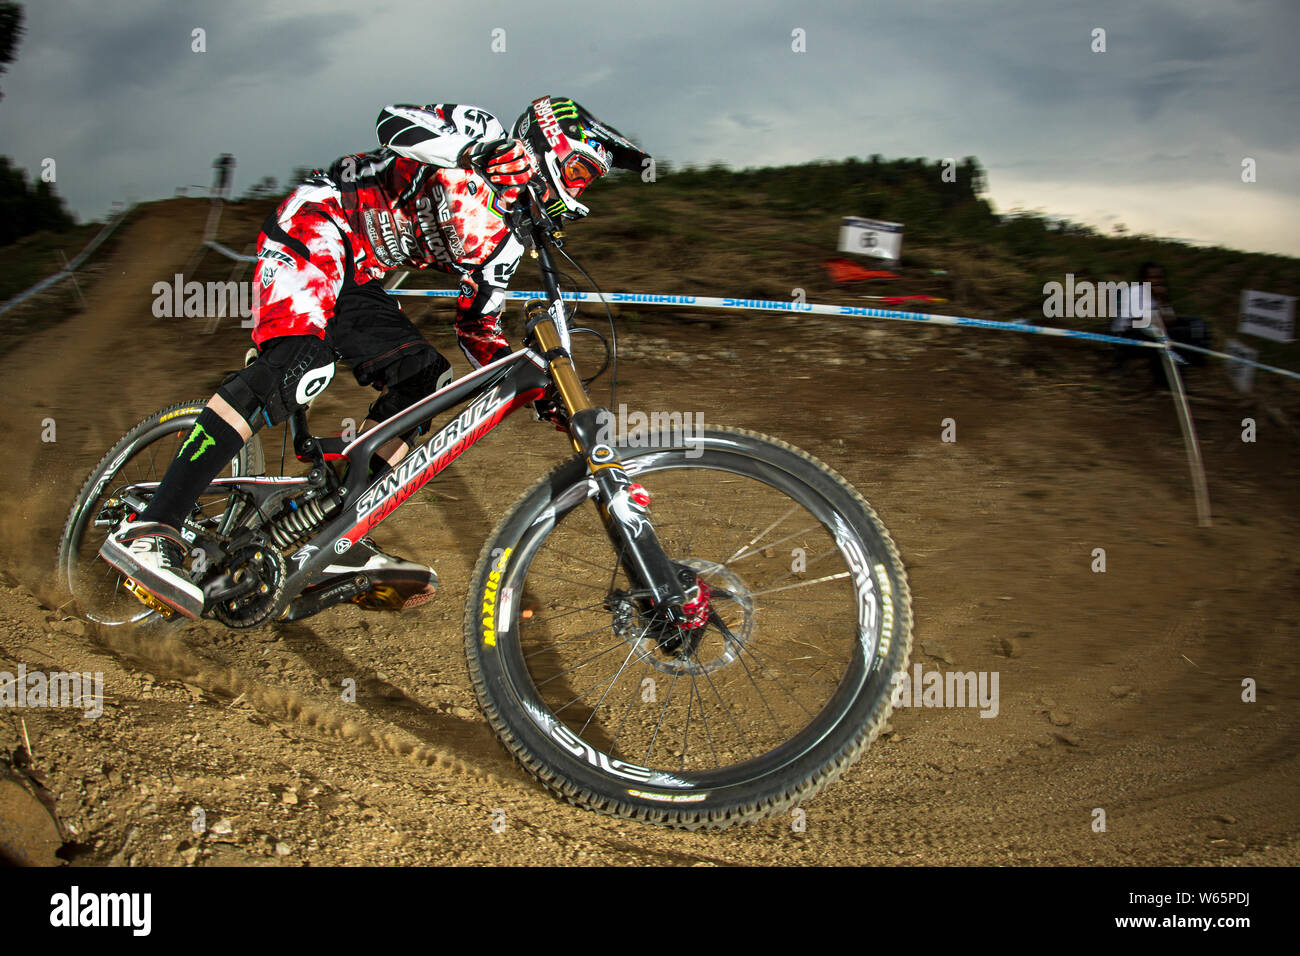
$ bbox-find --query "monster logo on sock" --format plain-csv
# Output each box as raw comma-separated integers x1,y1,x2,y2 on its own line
177,423,216,462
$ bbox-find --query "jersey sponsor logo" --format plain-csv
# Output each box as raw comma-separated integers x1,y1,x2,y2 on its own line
362,210,395,266
258,247,294,266
373,209,407,265
435,190,468,259
396,220,420,261
413,194,456,267
257,247,296,288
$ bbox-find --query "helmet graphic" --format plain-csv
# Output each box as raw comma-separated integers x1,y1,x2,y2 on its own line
511,96,650,219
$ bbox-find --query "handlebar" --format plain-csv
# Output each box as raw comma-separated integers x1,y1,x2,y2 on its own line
509,181,572,351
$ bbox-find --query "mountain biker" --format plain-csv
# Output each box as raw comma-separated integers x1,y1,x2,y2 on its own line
99,96,650,619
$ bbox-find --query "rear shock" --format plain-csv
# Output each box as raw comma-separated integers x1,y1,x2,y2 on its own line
266,493,340,550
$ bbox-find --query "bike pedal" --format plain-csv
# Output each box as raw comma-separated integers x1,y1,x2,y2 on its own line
351,583,436,612
123,578,176,619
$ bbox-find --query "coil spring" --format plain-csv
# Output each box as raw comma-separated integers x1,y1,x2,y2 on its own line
267,494,339,549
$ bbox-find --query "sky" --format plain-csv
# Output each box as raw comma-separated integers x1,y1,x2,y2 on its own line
1,0,1297,257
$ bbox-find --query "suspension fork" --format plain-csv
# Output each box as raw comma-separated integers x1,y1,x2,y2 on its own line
527,301,689,621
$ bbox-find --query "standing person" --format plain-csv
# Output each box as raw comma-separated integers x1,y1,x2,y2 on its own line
1112,261,1208,386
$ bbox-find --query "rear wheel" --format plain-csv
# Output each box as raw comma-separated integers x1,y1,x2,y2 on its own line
464,426,911,828
56,401,264,626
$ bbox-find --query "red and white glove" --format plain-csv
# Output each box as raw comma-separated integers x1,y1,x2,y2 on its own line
459,138,533,208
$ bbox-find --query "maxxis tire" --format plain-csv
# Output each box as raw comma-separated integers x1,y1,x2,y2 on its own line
463,425,912,829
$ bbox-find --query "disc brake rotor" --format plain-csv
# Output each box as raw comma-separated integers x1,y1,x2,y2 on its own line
609,558,754,675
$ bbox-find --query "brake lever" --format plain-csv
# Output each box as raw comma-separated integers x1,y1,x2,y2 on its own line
512,181,567,250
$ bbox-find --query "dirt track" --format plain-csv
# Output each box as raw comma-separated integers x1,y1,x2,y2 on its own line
1,201,1298,866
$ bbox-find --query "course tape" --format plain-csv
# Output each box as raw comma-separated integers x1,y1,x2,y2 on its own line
204,240,257,262
389,287,1300,381
391,288,1161,347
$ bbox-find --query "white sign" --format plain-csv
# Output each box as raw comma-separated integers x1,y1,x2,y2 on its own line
839,216,904,262
1224,338,1258,394
1238,290,1295,343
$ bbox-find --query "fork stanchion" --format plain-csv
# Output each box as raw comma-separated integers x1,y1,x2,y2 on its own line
527,301,596,444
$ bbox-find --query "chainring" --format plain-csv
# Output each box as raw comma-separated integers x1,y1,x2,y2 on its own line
208,542,288,628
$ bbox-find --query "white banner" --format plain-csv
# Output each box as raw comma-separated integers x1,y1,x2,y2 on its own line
1238,289,1295,343
838,216,904,261
1223,338,1258,393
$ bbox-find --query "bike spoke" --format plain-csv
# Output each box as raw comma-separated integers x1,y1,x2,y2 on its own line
724,504,798,564
643,668,681,767
726,523,822,566
748,571,851,598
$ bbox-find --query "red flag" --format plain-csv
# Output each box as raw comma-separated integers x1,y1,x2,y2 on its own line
822,258,899,284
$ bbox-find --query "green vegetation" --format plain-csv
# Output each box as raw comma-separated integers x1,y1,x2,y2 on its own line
0,156,76,246
576,157,1299,368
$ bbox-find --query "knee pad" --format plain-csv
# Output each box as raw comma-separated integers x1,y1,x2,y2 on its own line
218,335,336,428
366,350,452,444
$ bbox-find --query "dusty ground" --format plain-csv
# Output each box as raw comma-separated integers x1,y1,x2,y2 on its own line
1,201,1298,866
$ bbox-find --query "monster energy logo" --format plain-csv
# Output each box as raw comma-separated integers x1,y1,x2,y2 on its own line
177,423,216,461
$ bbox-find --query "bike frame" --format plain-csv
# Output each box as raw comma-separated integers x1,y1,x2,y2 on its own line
267,346,549,597
190,197,692,620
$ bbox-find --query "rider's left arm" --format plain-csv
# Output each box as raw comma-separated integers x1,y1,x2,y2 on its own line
453,240,524,368
376,103,508,168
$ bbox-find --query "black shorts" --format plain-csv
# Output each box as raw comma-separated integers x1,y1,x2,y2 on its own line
326,278,444,391
221,278,450,430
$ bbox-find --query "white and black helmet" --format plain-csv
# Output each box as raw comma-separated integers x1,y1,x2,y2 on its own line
512,96,649,219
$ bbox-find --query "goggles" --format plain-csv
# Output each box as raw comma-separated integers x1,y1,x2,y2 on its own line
560,149,608,195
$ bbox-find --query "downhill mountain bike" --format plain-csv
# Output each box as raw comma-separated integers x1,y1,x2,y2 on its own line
57,185,913,829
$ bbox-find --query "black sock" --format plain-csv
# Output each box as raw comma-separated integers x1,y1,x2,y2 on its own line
140,408,246,529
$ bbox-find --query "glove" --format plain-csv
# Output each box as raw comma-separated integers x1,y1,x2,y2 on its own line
460,138,532,183
459,138,532,210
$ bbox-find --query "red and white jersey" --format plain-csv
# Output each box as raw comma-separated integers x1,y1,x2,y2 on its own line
253,104,524,367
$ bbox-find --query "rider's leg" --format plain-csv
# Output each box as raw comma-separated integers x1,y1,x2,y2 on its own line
329,280,453,462
101,186,353,617
136,394,253,529
99,336,336,617
361,411,408,466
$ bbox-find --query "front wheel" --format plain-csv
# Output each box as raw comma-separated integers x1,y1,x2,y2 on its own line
464,426,911,828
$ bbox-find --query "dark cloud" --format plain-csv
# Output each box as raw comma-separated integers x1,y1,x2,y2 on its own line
0,0,1294,253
